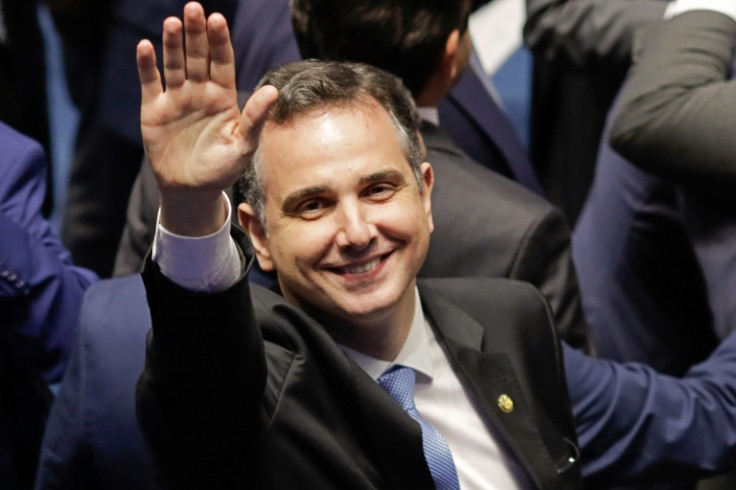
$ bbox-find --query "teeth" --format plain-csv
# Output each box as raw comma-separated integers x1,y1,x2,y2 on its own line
342,257,380,274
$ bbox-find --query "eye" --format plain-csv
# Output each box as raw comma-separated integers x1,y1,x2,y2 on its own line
296,198,332,219
362,183,396,201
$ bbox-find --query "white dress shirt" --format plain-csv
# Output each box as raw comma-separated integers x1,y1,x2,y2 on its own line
342,289,531,489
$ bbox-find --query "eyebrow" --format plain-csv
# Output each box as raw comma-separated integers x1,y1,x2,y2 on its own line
282,185,329,213
360,169,406,185
281,169,408,212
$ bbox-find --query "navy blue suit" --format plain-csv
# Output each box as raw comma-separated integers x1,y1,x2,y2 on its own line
572,99,718,375
0,121,96,490
36,274,736,489
34,278,154,490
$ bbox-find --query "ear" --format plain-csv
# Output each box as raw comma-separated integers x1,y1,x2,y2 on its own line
237,202,275,271
441,29,462,83
420,162,435,234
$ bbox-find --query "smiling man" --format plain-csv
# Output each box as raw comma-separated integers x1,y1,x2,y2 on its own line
236,72,434,359
135,3,580,489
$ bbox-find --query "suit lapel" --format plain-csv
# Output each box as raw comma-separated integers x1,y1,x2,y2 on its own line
262,299,436,490
419,285,560,490
443,66,543,195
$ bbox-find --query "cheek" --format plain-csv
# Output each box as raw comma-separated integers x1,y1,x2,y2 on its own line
376,199,431,239
269,221,336,269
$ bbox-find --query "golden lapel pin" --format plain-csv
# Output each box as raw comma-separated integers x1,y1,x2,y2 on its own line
498,394,514,413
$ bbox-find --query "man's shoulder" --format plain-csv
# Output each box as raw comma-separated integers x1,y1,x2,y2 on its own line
420,277,558,357
418,277,552,330
0,122,46,196
422,123,557,216
0,121,41,158
83,274,147,309
420,129,569,280
78,275,151,347
419,275,541,295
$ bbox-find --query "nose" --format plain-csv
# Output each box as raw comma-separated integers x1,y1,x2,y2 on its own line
335,201,376,250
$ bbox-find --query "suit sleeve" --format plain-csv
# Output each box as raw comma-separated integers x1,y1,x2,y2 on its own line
509,205,591,354
566,333,736,484
610,11,736,187
524,0,665,68
136,226,266,489
0,130,97,384
34,299,102,490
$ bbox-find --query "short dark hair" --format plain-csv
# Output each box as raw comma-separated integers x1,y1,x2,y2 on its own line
290,0,472,97
240,60,423,224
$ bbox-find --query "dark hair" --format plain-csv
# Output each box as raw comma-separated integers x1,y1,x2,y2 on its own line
240,59,423,224
290,0,472,97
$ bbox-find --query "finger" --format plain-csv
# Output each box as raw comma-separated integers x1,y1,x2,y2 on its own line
207,13,236,89
183,2,209,82
137,39,163,103
161,17,185,89
240,85,279,145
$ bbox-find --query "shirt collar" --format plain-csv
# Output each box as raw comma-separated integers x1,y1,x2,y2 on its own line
417,106,440,126
340,287,434,382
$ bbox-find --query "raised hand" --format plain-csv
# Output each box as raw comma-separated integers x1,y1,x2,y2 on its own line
136,2,277,236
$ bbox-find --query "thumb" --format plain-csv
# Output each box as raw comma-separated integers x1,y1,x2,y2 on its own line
240,85,279,147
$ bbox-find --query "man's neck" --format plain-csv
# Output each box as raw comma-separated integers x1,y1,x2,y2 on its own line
414,69,452,108
305,286,417,361
414,90,443,109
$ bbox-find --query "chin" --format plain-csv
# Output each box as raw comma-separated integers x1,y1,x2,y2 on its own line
330,289,404,323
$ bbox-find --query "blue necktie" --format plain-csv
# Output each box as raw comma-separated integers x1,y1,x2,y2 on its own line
378,366,461,490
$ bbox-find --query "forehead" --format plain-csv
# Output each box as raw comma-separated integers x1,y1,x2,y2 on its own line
257,100,411,195
262,98,399,147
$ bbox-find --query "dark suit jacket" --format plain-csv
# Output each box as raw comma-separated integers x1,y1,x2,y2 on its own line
523,0,666,223
437,58,543,194
137,227,581,490
610,10,736,196
421,123,586,350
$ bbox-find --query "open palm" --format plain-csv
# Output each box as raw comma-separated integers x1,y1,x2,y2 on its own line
136,2,277,233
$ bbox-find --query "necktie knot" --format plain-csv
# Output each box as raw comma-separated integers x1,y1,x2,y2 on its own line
377,365,416,411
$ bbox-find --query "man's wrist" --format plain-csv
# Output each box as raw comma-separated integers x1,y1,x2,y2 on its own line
159,191,229,237
153,192,243,292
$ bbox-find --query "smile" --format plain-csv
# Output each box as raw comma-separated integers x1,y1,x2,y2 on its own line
331,253,390,276
340,257,381,274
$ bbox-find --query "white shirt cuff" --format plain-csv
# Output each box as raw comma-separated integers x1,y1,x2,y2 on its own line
152,192,242,292
664,0,736,21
